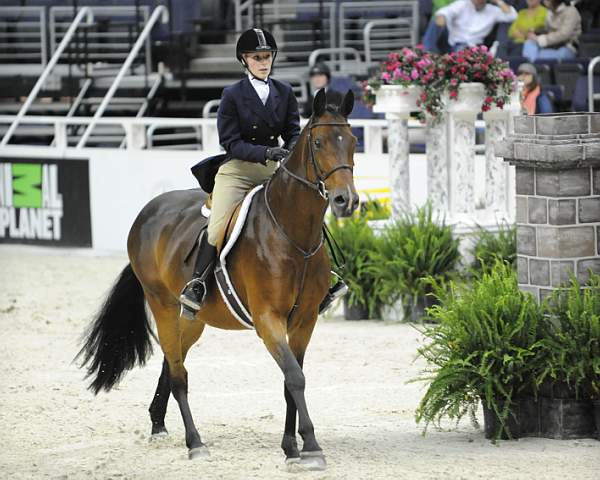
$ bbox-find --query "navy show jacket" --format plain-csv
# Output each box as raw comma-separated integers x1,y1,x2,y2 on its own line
191,76,301,193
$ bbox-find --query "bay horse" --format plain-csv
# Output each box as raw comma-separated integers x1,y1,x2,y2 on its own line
77,88,359,469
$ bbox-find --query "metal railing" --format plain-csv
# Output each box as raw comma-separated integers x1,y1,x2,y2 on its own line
339,1,419,64
308,47,365,76
234,0,255,32
76,6,169,148
49,6,151,74
589,56,600,112
364,18,417,66
0,6,47,66
0,7,94,148
255,2,337,68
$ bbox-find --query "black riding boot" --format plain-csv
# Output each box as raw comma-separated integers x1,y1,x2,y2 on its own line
179,231,218,318
318,278,349,315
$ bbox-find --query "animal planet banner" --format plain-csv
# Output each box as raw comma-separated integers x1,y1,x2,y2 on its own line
0,158,92,247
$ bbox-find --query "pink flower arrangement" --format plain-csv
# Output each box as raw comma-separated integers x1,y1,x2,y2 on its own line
362,45,435,106
363,45,516,121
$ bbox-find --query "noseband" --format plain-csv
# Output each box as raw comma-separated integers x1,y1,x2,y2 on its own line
280,120,353,199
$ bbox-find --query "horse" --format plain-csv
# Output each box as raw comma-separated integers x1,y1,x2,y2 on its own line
77,88,359,470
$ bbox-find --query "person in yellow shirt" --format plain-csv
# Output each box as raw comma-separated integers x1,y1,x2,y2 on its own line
509,0,548,44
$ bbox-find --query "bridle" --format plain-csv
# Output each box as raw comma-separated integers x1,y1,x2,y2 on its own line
279,120,354,200
264,118,354,258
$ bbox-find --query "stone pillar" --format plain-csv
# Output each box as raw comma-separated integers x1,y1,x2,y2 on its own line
426,114,449,213
445,83,484,223
374,85,419,219
496,113,600,302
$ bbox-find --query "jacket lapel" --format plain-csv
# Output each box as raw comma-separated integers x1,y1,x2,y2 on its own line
265,79,281,125
242,77,273,126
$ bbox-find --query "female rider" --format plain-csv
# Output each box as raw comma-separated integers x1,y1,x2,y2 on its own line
180,28,346,317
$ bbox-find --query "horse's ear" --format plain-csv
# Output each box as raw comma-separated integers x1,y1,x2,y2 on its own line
312,88,326,118
341,90,354,117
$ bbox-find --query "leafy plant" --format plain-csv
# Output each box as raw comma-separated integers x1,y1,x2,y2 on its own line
360,196,391,221
327,213,383,318
370,203,460,320
539,275,600,400
414,262,544,438
470,222,516,276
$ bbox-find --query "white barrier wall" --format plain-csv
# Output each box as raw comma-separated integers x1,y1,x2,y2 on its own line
0,145,409,252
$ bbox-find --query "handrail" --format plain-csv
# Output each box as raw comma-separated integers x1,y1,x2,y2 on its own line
119,74,164,148
308,47,364,74
234,0,254,32
364,18,415,65
588,56,600,112
202,100,221,118
76,6,169,149
0,7,94,147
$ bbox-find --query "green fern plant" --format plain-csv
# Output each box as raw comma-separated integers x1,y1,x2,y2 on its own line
327,213,383,318
540,275,600,400
470,222,516,276
370,203,461,320
413,261,544,438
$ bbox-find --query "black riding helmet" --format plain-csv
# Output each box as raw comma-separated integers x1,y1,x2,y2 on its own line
236,28,278,67
309,62,331,81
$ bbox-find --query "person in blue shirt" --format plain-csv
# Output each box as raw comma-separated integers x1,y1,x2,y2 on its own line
182,28,347,317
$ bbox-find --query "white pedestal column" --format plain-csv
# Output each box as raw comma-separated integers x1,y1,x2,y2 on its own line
484,88,522,223
426,114,448,213
445,83,484,223
374,85,420,219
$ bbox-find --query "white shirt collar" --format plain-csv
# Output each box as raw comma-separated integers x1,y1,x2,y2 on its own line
248,74,270,105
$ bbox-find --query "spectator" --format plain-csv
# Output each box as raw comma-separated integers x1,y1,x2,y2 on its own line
522,0,582,62
433,0,456,13
423,0,518,53
302,62,331,117
518,63,554,114
508,0,548,54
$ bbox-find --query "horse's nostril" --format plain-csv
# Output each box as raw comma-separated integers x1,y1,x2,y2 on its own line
334,195,346,206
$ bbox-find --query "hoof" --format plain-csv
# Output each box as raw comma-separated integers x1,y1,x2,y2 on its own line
284,457,301,473
188,445,210,460
149,431,169,442
299,451,326,471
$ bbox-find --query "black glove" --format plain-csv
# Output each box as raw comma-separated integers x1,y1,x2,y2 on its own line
265,147,290,162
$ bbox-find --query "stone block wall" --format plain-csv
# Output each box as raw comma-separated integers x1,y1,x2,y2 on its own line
515,166,600,301
496,113,600,302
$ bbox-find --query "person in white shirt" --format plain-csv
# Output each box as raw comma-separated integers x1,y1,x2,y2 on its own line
423,0,518,52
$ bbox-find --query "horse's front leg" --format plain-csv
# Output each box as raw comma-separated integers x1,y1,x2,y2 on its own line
258,314,326,471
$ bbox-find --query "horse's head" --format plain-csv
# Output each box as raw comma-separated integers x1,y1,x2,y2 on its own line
308,88,359,218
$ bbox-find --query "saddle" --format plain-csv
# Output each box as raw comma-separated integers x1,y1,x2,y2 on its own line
211,185,265,330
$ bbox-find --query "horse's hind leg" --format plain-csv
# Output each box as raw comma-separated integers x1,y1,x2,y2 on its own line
149,357,170,439
146,294,209,460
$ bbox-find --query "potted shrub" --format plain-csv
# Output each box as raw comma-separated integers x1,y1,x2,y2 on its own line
371,203,460,322
470,222,516,277
327,212,383,320
414,262,544,440
537,276,600,439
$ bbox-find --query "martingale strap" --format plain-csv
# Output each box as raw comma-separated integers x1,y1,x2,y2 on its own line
264,119,354,323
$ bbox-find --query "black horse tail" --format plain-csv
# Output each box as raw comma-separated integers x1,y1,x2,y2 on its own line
76,263,154,394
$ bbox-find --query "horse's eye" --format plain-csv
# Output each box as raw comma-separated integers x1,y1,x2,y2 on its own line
314,139,321,148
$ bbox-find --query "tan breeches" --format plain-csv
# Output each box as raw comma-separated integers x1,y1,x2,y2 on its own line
206,158,278,246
